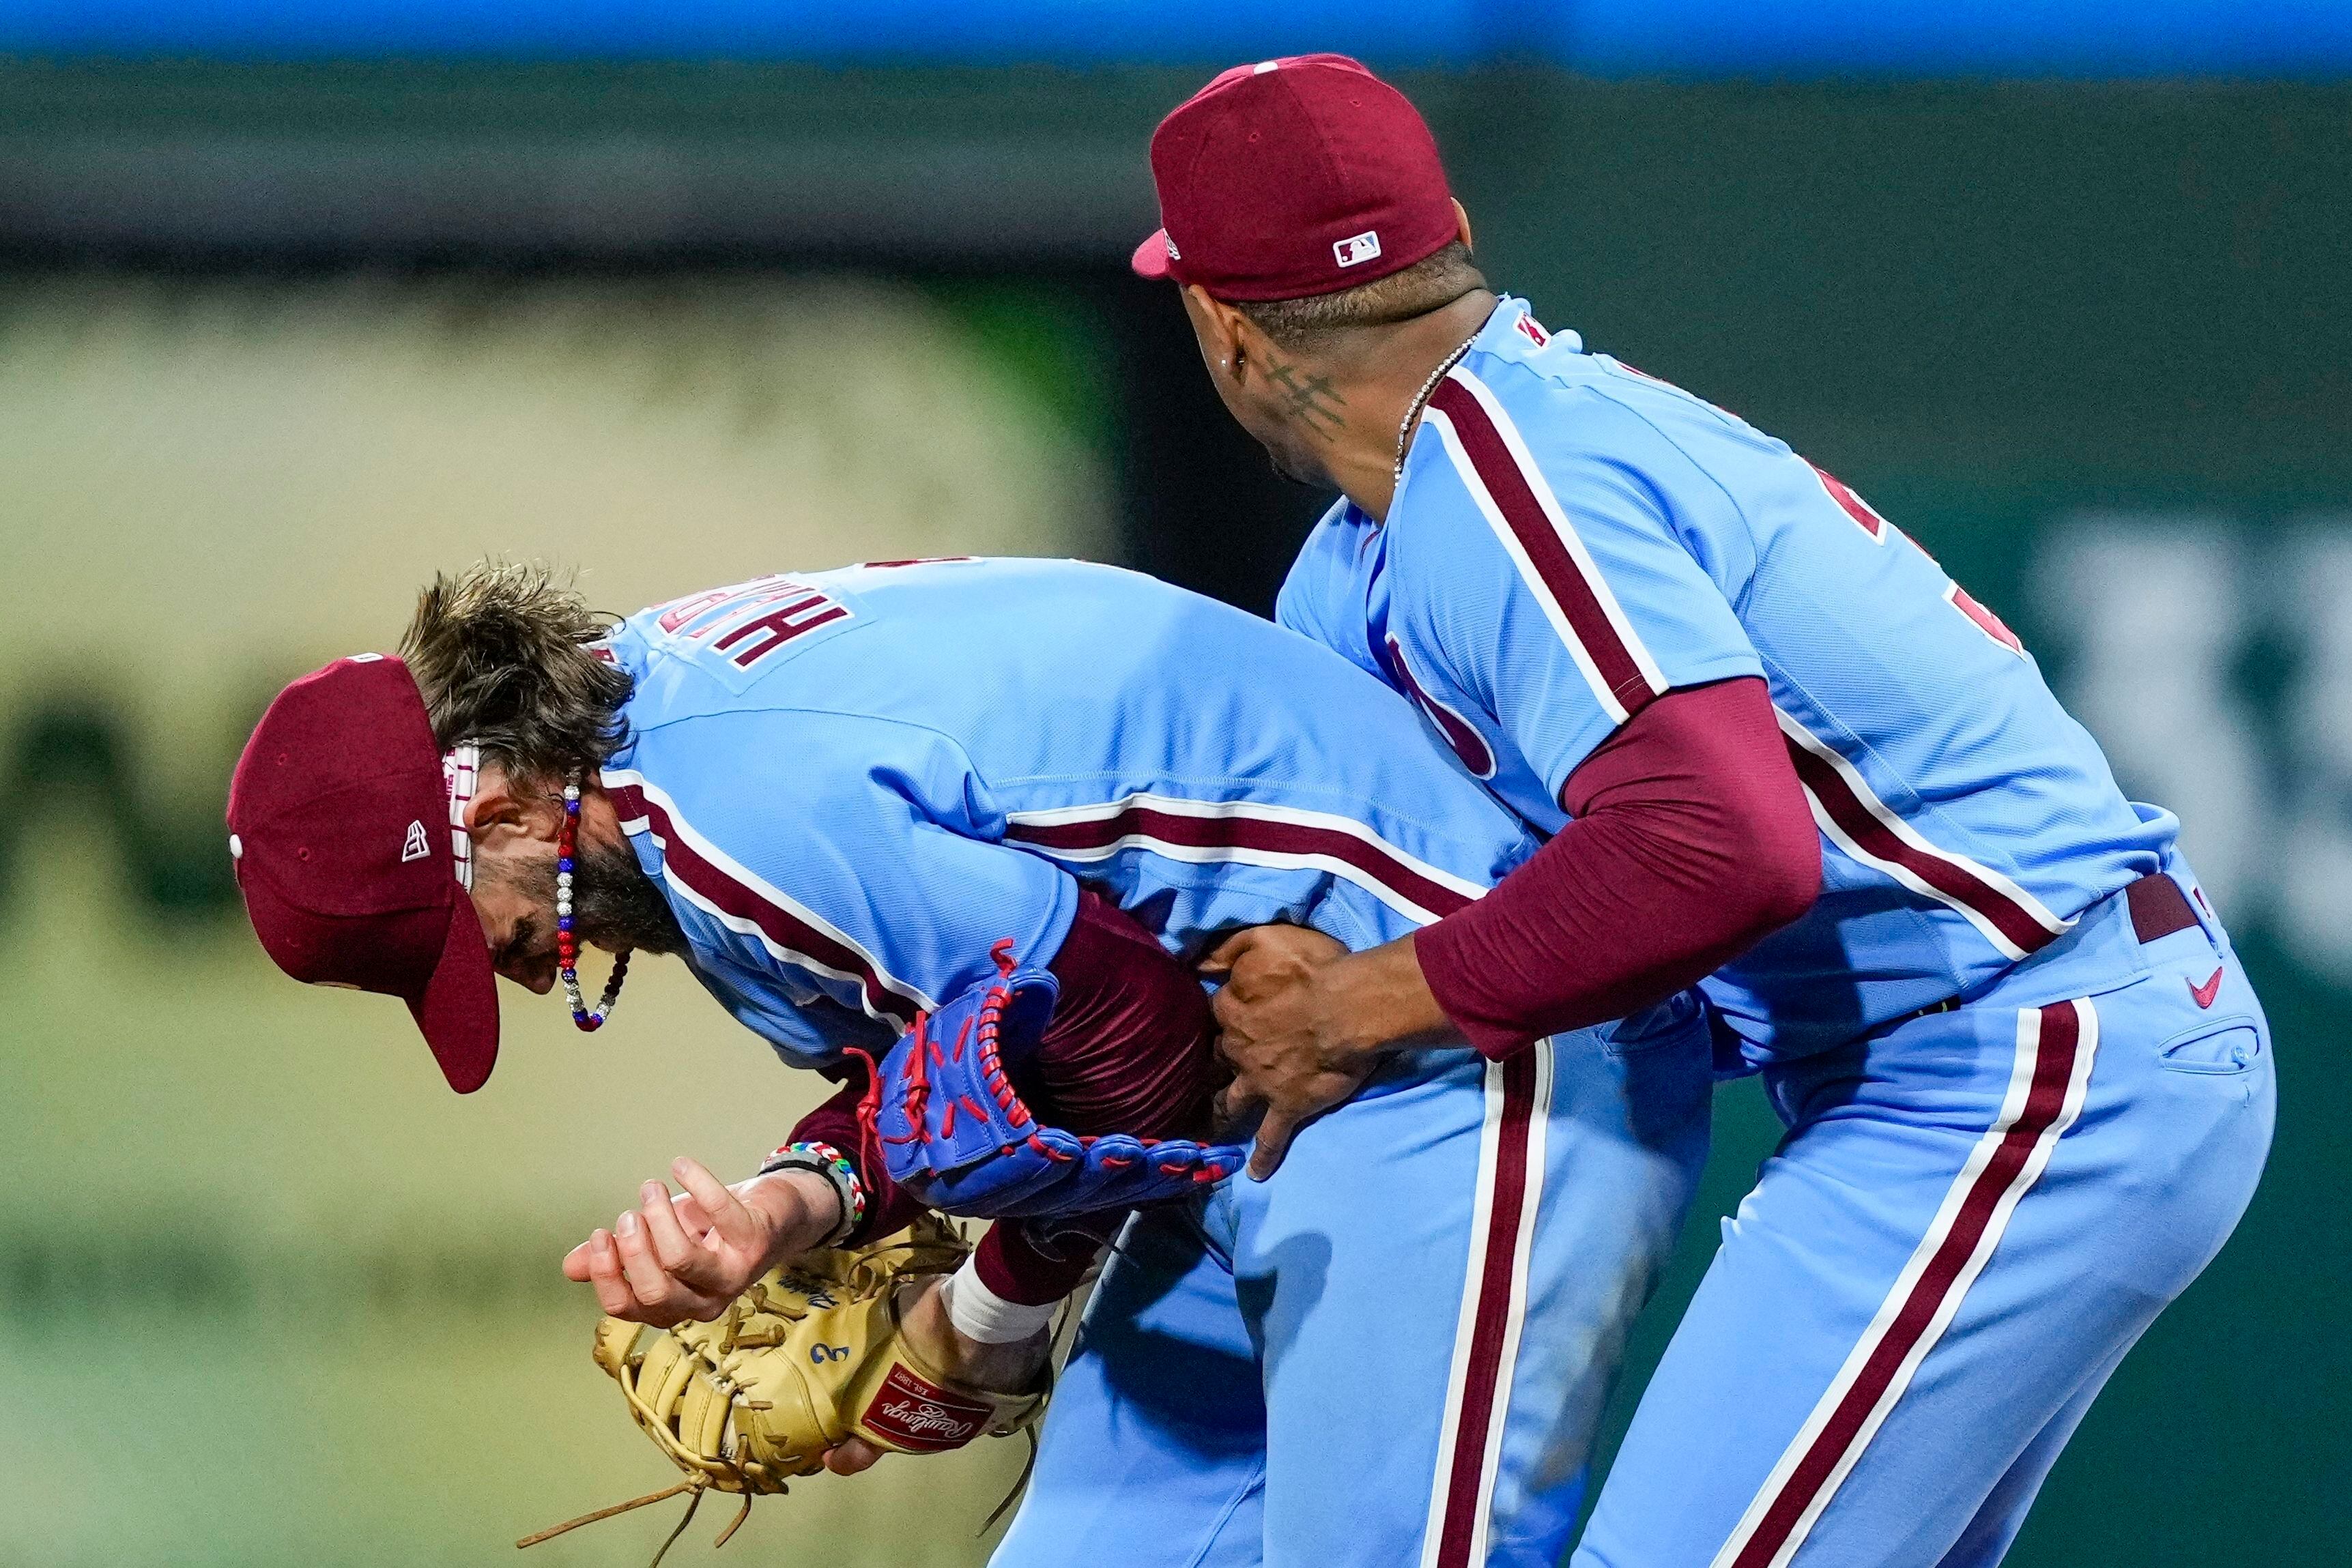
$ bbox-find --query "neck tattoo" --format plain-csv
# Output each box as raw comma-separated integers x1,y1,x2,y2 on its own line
1394,329,1482,485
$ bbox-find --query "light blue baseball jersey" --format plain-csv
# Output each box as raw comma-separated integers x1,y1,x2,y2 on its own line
594,557,1543,1069
1279,296,2172,1061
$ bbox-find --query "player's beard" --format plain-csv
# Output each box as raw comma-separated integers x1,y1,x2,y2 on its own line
504,839,689,957
574,838,689,956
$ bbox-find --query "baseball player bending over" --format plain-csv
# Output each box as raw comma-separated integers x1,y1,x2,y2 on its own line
1134,55,2277,1568
225,557,1715,1566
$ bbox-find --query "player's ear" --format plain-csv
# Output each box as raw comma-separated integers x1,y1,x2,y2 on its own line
465,765,565,845
1180,284,1251,386
1452,198,1475,256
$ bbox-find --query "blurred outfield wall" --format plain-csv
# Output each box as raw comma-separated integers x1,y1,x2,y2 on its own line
0,61,2345,1568
0,272,1106,1565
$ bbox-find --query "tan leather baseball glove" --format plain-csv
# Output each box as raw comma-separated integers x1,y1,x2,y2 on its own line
519,1214,1050,1566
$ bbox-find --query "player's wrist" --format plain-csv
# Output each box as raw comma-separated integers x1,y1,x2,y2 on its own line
752,1138,865,1245
906,1275,1050,1395
739,1169,844,1264
1323,935,1456,1058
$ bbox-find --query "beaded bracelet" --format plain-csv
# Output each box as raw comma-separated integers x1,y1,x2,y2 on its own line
755,1140,866,1246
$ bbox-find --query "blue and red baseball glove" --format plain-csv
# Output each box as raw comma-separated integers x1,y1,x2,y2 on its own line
869,943,1245,1219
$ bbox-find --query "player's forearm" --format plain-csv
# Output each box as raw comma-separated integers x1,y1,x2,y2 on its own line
1284,933,1457,1058
1418,677,1820,1058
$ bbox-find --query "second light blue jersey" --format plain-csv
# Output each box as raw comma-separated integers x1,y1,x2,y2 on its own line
597,557,1543,1069
1279,297,2171,1060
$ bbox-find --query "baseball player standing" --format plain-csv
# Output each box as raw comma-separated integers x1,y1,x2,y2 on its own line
224,557,1714,1565
1136,56,2276,1568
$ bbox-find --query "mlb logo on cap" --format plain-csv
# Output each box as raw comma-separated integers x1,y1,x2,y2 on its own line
1334,231,1383,269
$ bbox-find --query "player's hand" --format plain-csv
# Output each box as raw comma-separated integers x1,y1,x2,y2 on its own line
1203,923,1381,1179
816,1273,1052,1479
562,1157,841,1329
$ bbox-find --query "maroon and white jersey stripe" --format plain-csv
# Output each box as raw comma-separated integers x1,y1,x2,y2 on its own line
1710,999,2100,1568
1001,794,1487,927
603,768,932,1029
1776,710,2074,962
1422,368,1668,726
1421,1044,1554,1568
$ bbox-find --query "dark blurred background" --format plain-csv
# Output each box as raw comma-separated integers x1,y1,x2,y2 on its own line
1,7,2345,1564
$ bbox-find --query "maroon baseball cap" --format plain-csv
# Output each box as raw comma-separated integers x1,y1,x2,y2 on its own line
227,653,499,1094
1132,54,1459,302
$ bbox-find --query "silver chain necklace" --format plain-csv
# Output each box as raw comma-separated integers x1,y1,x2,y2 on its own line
1393,330,1482,484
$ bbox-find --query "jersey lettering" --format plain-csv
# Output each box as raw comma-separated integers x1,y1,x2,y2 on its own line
1386,637,1497,779
648,576,857,667
1800,464,2023,652
713,594,852,667
1809,463,1891,544
655,577,787,635
1945,581,2026,656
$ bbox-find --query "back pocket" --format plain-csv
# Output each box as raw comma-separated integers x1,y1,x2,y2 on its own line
2158,1015,2263,1075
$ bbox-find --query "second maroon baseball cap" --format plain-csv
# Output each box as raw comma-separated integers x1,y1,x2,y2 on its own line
1133,54,1459,302
227,653,500,1094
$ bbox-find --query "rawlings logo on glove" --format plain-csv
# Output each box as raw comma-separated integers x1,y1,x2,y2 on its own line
869,941,1246,1219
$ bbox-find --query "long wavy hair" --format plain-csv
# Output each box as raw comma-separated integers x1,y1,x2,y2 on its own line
399,561,633,786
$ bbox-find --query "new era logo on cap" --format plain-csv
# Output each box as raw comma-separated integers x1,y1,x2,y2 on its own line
1334,230,1382,268
401,819,431,862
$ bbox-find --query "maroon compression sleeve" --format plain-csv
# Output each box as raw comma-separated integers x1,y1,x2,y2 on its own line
1417,676,1820,1060
974,889,1219,1304
792,888,1217,1297
1021,888,1220,1142
788,1065,924,1245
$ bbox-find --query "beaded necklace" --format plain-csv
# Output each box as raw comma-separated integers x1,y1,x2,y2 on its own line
554,774,629,1030
1392,328,1482,485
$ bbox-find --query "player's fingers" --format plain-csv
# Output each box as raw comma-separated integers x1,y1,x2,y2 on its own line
1197,927,1263,978
636,1190,747,1299
636,1179,708,1271
562,1237,596,1281
1211,1081,1267,1144
582,1230,641,1318
674,1157,760,1250
670,1189,716,1241
1247,1108,1302,1181
612,1209,689,1305
822,1438,885,1476
608,1220,728,1324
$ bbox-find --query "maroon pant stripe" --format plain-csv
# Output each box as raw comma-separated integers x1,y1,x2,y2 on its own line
1005,806,1475,920
1426,377,1659,716
1781,737,2059,957
1727,1002,2084,1568
611,783,919,1026
1434,1048,1541,1568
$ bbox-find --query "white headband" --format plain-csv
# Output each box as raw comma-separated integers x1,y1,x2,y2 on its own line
442,741,481,892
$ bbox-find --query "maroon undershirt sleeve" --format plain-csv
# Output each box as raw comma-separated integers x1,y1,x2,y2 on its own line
787,888,1217,1307
1416,676,1821,1061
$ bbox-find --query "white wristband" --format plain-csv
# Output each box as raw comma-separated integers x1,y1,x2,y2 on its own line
943,1257,1059,1346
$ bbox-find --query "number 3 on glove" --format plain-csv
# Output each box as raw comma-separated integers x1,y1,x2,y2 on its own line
871,941,1246,1219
